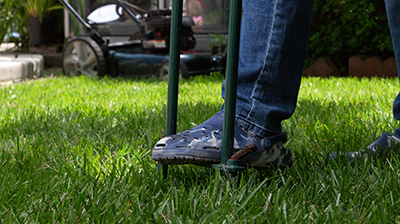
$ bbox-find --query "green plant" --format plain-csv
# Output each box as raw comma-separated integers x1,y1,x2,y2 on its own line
208,33,228,49
307,0,392,71
0,0,29,49
20,0,63,21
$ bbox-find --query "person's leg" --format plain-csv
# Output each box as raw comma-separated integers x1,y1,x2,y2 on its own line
387,0,400,139
331,0,400,161
222,0,314,137
367,0,400,154
152,0,314,167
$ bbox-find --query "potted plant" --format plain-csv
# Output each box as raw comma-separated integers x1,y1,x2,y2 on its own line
1,0,30,50
20,0,63,46
208,33,227,55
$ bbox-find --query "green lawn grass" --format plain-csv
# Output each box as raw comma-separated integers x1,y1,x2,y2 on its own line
1,73,400,223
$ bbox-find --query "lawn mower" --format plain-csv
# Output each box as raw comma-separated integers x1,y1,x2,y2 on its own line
60,0,226,78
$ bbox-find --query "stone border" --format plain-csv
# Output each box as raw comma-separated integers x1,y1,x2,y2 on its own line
0,54,45,82
304,56,398,78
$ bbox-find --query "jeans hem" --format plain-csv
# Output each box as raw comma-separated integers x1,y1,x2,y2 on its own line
235,115,283,138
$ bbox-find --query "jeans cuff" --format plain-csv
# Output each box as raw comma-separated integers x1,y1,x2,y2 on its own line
235,115,282,138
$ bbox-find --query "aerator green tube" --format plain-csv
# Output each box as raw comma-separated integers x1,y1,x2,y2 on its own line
162,0,183,178
221,0,242,165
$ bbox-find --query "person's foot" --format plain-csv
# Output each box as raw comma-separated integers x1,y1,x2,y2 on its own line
330,132,400,162
152,112,292,168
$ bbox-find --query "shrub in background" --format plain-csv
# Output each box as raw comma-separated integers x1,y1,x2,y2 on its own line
0,0,63,49
0,0,29,49
307,0,393,73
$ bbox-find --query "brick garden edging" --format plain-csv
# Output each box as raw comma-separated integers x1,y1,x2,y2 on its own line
303,56,398,78
304,57,340,77
349,55,397,78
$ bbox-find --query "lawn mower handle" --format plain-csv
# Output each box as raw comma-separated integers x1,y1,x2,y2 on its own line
59,0,105,46
115,0,144,34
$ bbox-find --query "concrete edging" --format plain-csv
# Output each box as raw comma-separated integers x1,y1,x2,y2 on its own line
0,54,44,82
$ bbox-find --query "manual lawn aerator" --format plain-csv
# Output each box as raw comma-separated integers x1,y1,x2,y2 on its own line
60,0,226,78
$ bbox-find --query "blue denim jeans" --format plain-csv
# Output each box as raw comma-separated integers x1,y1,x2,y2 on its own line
221,0,314,137
222,0,400,138
386,0,400,137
